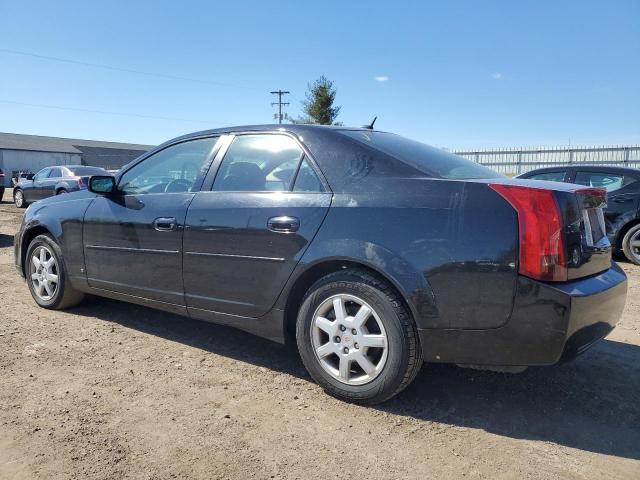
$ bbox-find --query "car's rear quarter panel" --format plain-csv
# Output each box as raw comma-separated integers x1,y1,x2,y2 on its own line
290,178,518,330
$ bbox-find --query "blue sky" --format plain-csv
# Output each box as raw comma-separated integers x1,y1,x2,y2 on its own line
0,0,638,148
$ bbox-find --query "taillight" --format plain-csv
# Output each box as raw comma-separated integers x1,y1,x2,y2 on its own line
78,177,87,188
489,184,567,281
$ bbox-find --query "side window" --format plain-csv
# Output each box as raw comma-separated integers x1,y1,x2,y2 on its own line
119,137,218,195
293,156,324,192
48,167,62,178
528,171,566,182
573,172,636,193
213,134,303,192
33,168,50,181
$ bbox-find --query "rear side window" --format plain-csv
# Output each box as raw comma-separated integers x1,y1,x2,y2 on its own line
293,157,323,192
339,130,501,179
573,172,638,192
69,167,106,176
527,171,567,182
213,134,304,192
48,167,62,178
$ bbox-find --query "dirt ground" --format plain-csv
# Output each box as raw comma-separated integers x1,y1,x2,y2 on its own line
0,188,639,480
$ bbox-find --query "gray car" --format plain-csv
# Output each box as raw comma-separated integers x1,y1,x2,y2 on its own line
13,165,106,208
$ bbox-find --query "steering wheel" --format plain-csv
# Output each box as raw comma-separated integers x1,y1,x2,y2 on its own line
164,178,192,193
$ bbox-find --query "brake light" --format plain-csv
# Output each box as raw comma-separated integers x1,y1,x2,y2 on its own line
489,184,567,281
78,177,87,188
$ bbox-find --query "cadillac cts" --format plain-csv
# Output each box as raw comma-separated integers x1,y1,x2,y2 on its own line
14,125,628,404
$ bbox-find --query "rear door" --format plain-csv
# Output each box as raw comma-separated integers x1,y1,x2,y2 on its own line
42,167,63,197
183,133,331,318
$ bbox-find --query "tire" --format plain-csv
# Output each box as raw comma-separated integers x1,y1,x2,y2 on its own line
25,234,85,309
56,189,68,195
0,187,5,202
621,223,640,265
296,269,423,404
14,188,27,208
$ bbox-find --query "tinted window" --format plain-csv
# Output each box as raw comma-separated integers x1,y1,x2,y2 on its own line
573,172,638,192
293,156,324,192
33,168,50,181
48,167,62,178
119,137,218,195
339,130,501,179
213,134,303,192
527,171,567,182
68,166,106,176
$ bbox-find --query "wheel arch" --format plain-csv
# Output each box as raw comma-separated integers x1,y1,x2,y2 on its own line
282,254,439,339
20,225,54,276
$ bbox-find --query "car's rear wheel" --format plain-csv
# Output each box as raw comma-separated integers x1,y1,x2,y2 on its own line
56,189,68,195
14,189,27,208
26,234,84,309
622,224,640,265
296,269,423,404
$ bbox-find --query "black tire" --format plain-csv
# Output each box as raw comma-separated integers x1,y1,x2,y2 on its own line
56,189,68,195
25,234,85,309
621,223,640,265
0,187,5,202
14,188,27,208
296,268,423,405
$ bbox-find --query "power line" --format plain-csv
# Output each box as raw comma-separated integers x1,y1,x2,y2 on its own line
270,90,290,124
0,99,210,123
0,48,262,92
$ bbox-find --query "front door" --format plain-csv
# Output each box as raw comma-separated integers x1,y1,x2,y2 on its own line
28,167,51,202
82,136,221,305
183,133,331,318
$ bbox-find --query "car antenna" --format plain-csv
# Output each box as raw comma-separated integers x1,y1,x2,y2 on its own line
362,116,377,130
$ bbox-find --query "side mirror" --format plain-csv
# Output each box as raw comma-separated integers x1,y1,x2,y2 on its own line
89,175,116,194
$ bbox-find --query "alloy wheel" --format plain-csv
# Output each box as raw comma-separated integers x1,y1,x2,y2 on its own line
310,294,388,385
29,245,59,301
629,229,640,263
14,190,23,207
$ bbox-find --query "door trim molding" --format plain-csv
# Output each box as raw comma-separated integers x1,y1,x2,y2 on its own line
184,251,285,262
85,244,180,255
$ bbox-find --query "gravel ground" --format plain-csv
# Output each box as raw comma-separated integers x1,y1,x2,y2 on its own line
1,189,639,480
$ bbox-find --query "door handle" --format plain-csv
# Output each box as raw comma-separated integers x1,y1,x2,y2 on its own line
153,217,177,231
268,216,300,233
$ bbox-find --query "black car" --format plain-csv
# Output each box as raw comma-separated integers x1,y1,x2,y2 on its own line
0,168,5,201
14,125,627,404
13,165,107,208
517,166,640,264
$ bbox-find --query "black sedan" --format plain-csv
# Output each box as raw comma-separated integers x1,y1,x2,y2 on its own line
13,165,107,208
517,165,640,264
14,125,627,404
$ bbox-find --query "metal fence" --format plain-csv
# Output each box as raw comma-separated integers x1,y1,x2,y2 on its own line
452,145,640,175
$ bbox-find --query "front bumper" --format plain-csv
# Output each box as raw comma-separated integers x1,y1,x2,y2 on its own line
419,263,627,366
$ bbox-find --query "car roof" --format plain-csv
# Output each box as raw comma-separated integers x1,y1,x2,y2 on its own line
521,165,640,176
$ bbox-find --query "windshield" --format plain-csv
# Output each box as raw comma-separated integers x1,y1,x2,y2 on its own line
68,167,106,176
339,130,502,180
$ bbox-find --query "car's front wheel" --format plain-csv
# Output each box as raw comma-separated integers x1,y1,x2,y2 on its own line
25,234,84,309
14,189,27,208
622,223,640,265
296,269,423,404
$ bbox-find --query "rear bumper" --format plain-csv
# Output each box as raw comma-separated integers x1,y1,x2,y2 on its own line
419,263,627,366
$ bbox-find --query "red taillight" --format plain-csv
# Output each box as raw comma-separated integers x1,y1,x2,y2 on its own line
78,177,87,188
489,184,567,281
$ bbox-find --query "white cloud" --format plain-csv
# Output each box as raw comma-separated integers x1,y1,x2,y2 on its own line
491,72,503,80
374,75,389,82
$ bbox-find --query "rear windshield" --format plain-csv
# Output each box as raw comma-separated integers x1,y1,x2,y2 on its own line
68,167,106,176
339,130,502,179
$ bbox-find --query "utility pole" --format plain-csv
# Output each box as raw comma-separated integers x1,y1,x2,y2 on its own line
270,90,290,124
